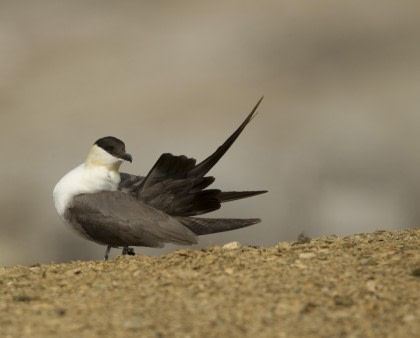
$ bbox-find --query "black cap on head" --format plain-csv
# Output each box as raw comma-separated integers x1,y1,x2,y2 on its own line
94,136,132,162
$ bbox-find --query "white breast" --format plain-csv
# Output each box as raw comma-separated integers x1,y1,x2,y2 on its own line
53,163,121,219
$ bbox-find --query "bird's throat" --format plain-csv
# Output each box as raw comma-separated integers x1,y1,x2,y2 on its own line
85,159,122,173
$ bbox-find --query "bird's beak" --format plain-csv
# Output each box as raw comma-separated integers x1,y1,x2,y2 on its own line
121,152,132,163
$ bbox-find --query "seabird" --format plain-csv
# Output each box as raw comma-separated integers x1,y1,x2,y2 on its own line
53,97,267,260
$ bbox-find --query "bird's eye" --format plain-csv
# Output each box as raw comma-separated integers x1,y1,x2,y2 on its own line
105,146,114,152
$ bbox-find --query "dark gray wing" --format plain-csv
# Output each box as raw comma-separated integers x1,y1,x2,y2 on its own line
134,97,267,216
118,172,145,194
177,216,262,235
135,153,221,216
67,191,197,247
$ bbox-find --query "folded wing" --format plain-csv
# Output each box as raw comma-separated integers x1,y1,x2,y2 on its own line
67,191,198,247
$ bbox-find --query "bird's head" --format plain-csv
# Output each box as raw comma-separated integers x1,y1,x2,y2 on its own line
86,136,132,171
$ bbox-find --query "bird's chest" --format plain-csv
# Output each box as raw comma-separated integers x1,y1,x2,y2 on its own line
84,168,120,191
53,165,121,218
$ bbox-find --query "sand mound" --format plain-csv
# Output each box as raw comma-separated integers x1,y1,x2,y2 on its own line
0,229,419,337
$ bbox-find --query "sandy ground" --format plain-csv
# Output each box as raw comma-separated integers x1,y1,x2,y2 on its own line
0,228,419,338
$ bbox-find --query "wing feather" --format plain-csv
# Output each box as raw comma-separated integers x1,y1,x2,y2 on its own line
67,191,197,247
118,172,145,194
133,98,266,216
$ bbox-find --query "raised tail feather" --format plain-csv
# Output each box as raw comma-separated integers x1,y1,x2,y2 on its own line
219,190,267,203
133,97,267,218
178,216,261,235
187,96,264,178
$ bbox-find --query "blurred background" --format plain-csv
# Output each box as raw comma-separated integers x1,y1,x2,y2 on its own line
1,1,420,265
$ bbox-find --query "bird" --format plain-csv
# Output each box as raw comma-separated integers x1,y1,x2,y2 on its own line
53,97,267,260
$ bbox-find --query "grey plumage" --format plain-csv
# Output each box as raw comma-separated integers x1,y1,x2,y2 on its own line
178,217,262,236
118,173,144,194
67,97,267,249
67,191,197,247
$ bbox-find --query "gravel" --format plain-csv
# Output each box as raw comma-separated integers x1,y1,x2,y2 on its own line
0,228,419,337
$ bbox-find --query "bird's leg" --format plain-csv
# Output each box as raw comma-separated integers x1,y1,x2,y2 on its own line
122,246,135,256
104,245,112,261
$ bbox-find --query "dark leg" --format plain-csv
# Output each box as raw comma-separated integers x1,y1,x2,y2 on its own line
122,246,135,256
104,245,111,260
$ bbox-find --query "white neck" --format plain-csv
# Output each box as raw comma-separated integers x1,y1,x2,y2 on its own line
53,145,124,218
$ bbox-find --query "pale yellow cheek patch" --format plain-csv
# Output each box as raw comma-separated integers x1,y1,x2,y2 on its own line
85,145,123,172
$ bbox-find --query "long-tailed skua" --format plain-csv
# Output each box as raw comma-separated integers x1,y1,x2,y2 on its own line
53,97,266,259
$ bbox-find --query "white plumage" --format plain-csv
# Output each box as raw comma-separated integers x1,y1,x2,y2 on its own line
53,145,123,220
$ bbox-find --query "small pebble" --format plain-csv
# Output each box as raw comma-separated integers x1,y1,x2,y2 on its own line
222,242,241,250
